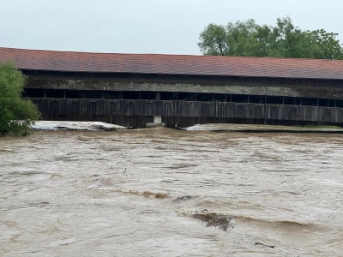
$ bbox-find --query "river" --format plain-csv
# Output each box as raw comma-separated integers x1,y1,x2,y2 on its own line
1,128,343,256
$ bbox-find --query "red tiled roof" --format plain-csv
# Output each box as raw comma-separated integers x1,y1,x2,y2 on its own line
0,47,343,80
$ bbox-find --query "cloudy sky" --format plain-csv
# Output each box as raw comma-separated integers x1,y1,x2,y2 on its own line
1,0,342,55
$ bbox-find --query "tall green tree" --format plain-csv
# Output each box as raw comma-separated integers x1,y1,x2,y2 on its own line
198,17,343,60
309,29,343,59
0,62,40,135
198,24,229,56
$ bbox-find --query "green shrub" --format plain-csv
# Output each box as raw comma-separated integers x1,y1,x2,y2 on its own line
0,62,40,135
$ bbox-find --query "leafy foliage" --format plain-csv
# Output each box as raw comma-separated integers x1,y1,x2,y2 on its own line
0,62,40,135
198,17,343,59
198,24,229,56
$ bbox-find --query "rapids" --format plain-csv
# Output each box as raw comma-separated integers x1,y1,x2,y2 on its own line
1,128,343,256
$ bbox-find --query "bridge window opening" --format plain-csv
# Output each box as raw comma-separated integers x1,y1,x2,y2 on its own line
103,91,121,99
318,99,326,107
267,96,283,105
46,89,64,98
327,99,335,107
195,93,212,102
84,90,103,99
213,94,226,102
140,91,155,100
122,91,139,99
65,90,83,98
319,99,335,107
161,92,177,100
284,97,301,105
336,100,343,108
178,93,194,101
231,95,248,103
301,98,318,106
249,95,265,104
23,88,45,98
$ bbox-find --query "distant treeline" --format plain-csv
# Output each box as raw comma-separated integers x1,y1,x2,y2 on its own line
198,17,343,60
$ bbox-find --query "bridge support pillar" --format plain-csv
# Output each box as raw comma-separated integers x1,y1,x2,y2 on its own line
153,116,162,123
154,92,162,124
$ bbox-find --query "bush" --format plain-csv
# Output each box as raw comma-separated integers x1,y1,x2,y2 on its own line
0,62,40,135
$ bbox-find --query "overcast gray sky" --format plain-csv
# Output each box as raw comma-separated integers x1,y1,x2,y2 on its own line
1,0,342,55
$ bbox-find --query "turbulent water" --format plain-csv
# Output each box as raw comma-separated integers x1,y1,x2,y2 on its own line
1,128,343,257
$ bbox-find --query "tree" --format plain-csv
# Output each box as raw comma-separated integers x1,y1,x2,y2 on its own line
198,17,343,60
225,19,257,56
309,29,343,60
0,62,40,135
198,23,229,56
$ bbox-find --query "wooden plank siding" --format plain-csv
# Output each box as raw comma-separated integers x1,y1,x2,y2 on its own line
31,98,343,128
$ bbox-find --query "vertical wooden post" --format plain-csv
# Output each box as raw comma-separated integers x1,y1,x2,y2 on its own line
153,92,162,124
264,96,267,124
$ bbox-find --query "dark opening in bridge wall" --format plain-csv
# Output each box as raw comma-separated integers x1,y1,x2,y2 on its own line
267,96,283,105
84,90,103,99
213,94,226,102
24,88,45,98
140,92,156,100
336,100,343,108
302,98,318,106
122,91,140,99
65,90,84,98
178,93,194,101
319,99,335,107
103,91,121,99
161,92,178,100
46,89,64,98
284,97,301,105
23,88,343,109
232,95,248,103
249,95,265,104
195,93,212,101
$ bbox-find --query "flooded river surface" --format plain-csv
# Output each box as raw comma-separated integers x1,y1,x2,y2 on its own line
1,128,343,256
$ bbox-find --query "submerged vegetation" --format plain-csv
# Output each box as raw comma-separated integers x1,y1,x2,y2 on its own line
0,62,40,136
118,188,169,199
192,212,235,231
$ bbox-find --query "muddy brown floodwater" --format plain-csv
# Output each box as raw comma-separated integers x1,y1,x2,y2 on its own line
1,128,343,257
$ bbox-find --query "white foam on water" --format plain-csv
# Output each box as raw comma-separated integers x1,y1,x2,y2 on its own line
31,121,126,131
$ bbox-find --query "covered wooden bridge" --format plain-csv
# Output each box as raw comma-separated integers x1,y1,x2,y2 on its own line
1,47,343,128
